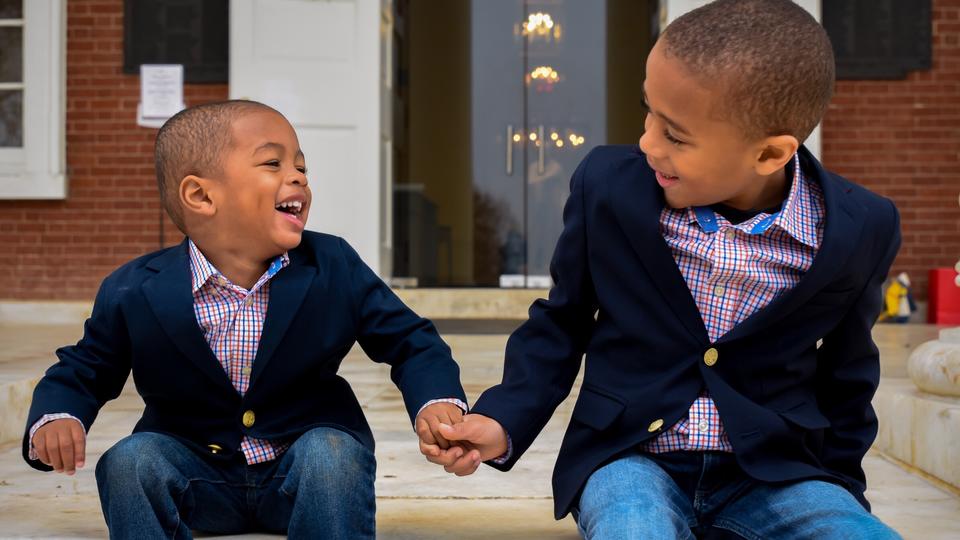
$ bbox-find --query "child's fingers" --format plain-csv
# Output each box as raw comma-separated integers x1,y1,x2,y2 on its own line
415,416,438,446
444,449,482,476
419,438,441,458
58,430,76,475
425,416,451,449
33,434,50,466
71,423,86,468
45,432,64,472
423,444,463,467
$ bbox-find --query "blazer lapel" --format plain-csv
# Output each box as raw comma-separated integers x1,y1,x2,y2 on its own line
141,240,234,391
250,250,317,384
610,155,708,344
718,147,866,343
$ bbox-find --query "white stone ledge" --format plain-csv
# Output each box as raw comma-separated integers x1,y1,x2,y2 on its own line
874,377,960,492
0,377,38,446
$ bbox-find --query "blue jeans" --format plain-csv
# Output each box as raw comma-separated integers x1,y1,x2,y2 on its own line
575,451,901,540
95,427,376,539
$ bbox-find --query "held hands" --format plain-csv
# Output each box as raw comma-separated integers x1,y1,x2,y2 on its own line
32,419,86,475
433,414,509,476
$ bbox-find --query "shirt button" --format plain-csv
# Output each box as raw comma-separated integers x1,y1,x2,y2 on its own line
713,285,725,298
704,348,719,366
241,367,252,376
244,296,254,306
725,229,736,240
698,420,709,432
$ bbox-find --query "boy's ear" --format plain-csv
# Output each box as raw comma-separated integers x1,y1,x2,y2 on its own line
179,175,217,218
754,135,799,177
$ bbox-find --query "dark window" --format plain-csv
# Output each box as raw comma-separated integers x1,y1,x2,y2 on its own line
823,0,932,80
123,0,228,83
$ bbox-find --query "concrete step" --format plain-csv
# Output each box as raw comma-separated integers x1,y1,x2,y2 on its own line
1,321,959,538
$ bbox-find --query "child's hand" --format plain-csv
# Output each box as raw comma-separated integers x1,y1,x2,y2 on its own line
32,419,86,475
434,414,509,476
416,402,465,462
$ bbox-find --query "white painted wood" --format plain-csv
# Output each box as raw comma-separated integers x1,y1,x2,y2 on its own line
660,0,823,160
230,0,385,273
0,0,67,199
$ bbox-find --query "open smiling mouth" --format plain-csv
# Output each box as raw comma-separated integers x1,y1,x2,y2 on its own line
275,200,304,220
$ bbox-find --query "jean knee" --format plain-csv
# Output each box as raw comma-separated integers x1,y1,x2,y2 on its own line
96,432,183,489
577,454,693,539
282,428,374,496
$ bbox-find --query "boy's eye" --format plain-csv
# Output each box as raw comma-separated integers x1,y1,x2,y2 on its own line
296,166,307,174
262,160,281,167
663,129,683,146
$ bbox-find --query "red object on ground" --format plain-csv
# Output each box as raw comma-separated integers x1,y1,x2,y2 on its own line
927,268,960,325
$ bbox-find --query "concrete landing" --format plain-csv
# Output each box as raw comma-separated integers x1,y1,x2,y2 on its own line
1,327,959,538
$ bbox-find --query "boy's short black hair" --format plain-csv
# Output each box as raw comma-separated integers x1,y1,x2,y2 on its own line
154,100,279,233
660,0,834,143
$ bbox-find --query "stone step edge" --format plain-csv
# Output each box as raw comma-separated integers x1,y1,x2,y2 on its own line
0,290,550,325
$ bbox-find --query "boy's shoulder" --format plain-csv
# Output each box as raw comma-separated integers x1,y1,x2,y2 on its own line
580,145,648,176
291,230,363,269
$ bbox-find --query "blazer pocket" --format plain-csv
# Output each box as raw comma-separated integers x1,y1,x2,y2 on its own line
807,286,857,307
571,386,626,431
777,402,831,430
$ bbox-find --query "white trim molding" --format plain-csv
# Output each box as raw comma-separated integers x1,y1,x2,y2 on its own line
0,0,67,199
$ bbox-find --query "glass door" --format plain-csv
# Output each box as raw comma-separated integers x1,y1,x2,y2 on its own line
394,0,650,287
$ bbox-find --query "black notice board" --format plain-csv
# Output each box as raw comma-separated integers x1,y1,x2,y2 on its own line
823,0,932,80
123,0,229,83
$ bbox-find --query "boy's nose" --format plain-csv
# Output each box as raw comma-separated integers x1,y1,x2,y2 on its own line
289,172,308,187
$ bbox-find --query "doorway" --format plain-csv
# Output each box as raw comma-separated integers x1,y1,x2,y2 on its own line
393,0,656,287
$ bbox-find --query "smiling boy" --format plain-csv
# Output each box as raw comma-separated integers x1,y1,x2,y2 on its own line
23,100,466,538
435,1,902,538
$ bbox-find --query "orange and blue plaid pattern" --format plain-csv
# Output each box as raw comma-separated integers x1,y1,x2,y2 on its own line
644,155,825,453
188,240,290,464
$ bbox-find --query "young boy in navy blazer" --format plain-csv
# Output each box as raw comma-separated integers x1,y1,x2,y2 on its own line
435,1,902,538
23,100,467,539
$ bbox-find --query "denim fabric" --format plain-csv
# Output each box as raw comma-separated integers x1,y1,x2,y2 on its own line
95,427,376,539
575,451,900,540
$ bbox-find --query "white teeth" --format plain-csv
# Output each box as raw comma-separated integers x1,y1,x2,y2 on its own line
276,201,302,211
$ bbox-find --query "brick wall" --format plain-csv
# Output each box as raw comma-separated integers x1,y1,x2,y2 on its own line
1,0,958,301
822,0,960,301
0,0,225,300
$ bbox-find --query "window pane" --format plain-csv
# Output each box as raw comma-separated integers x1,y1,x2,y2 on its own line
0,27,22,82
0,90,22,147
0,0,21,19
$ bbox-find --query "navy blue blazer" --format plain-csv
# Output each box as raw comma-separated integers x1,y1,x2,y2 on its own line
471,145,901,519
23,232,466,470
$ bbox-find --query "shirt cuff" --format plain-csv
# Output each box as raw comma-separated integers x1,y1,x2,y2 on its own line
28,413,85,461
416,398,469,419
491,433,514,465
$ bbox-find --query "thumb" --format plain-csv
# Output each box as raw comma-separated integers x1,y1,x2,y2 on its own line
437,421,475,442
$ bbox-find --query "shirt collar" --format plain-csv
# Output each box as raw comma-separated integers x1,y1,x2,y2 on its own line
685,155,819,247
771,154,819,247
188,239,290,294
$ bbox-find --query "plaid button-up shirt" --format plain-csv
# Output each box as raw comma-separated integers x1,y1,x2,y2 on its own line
642,155,825,453
189,240,291,464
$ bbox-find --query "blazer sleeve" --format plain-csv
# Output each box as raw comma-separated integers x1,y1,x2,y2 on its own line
815,198,901,510
22,276,133,471
342,239,467,425
470,149,600,470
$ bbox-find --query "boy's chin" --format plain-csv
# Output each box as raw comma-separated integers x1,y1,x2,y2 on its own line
274,231,304,252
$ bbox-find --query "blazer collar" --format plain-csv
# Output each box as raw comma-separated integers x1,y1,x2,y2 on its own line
611,145,865,345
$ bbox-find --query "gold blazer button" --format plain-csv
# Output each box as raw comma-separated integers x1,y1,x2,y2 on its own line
242,410,256,428
207,444,222,454
647,418,664,432
703,348,719,367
